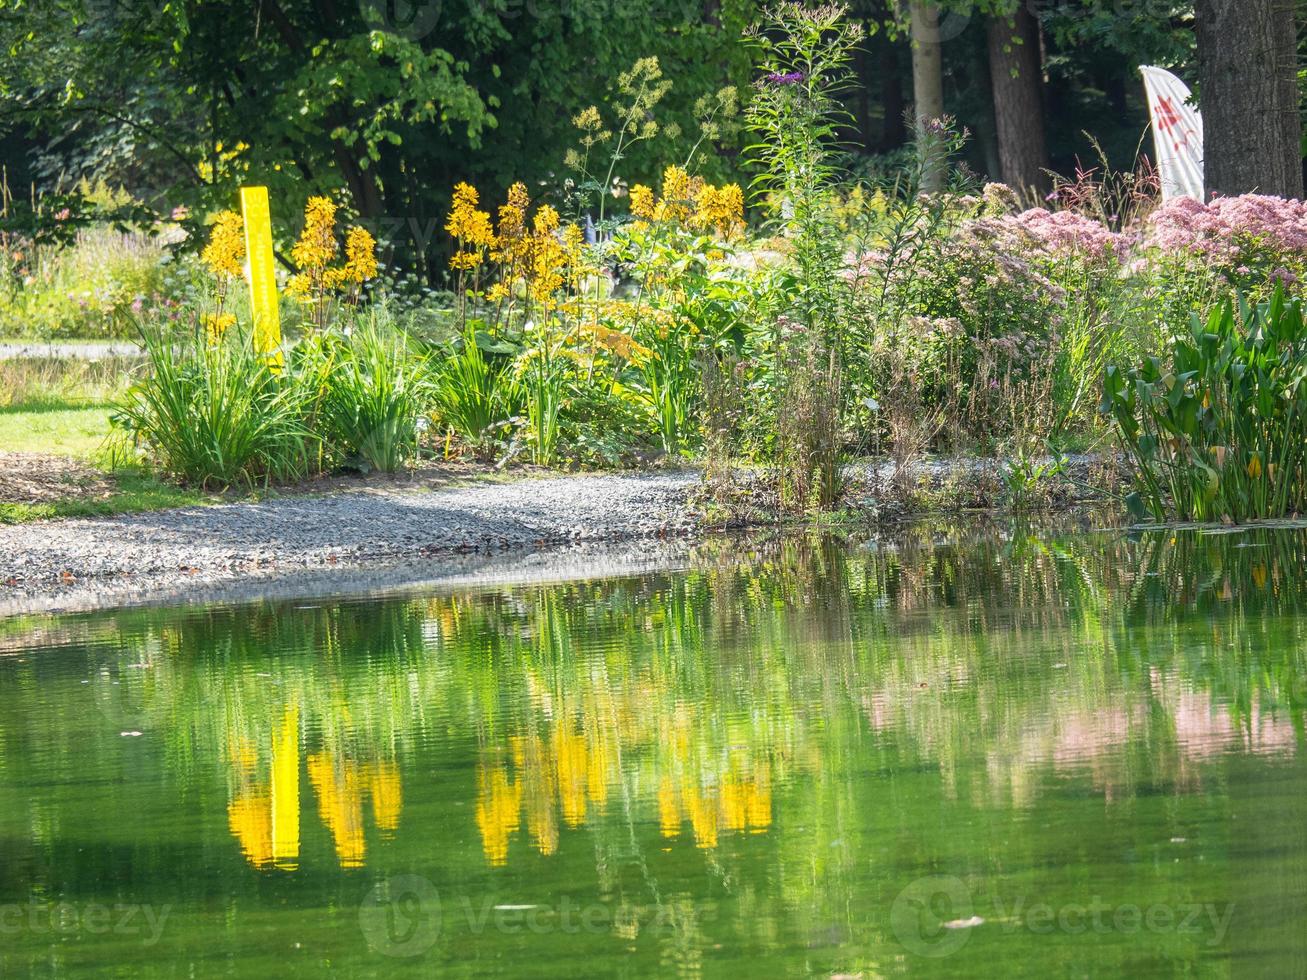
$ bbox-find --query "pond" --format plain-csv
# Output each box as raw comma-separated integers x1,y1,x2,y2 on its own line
1,527,1305,977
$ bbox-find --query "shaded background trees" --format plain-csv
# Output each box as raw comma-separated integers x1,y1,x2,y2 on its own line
0,0,1302,277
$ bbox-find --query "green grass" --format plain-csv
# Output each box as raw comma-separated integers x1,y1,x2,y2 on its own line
0,402,115,456
0,471,206,524
0,391,209,524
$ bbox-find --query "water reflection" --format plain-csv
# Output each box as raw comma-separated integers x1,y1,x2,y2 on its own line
1,524,1305,974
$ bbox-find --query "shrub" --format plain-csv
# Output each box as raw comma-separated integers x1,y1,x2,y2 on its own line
1102,288,1307,523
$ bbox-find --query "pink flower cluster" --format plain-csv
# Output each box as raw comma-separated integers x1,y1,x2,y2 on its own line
1006,208,1132,262
1003,207,1129,261
1147,194,1307,265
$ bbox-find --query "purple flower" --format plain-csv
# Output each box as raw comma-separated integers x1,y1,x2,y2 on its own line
765,71,806,85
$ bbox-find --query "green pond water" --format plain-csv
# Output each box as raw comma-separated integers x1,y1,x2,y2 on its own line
1,527,1305,978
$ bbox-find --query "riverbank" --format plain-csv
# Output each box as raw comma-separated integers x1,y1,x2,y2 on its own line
0,454,1122,614
0,470,702,612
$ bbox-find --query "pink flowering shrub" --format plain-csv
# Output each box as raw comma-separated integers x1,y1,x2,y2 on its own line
1006,208,1134,263
845,181,1307,452
1145,194,1307,289
856,198,1087,443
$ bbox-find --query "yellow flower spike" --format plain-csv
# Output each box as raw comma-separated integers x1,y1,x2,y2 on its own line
292,196,339,271
343,226,378,283
201,210,245,279
562,223,584,258
1247,455,1263,479
493,182,531,262
630,184,656,221
445,182,494,271
659,165,694,223
203,312,236,344
718,183,744,235
532,204,560,236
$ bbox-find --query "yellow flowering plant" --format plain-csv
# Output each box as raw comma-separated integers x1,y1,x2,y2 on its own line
442,179,669,465
200,210,246,342
285,196,379,329
610,166,758,455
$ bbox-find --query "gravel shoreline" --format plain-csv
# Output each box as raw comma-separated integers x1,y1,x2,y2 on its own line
0,471,701,612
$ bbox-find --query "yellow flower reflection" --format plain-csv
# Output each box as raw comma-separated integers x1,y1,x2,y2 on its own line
226,706,300,871
308,752,367,869
225,706,403,871
472,711,774,866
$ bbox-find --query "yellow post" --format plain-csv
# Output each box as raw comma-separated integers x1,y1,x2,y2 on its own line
239,186,282,366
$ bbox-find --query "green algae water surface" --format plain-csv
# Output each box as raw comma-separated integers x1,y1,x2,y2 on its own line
1,527,1305,978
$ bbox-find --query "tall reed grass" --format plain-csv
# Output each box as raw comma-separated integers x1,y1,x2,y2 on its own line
113,327,316,488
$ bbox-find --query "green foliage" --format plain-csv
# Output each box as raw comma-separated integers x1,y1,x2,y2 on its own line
429,323,518,461
112,325,317,489
300,311,429,474
522,351,563,466
0,0,756,275
1103,289,1307,523
0,224,199,338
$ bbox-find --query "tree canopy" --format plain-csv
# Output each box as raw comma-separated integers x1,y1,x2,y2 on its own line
0,0,1299,275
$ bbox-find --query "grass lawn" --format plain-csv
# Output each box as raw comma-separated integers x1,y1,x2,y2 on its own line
0,397,209,524
0,402,115,457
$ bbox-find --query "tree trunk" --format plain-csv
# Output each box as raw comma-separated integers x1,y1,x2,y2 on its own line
909,1,945,191
878,26,907,151
1195,0,1302,198
986,7,1049,197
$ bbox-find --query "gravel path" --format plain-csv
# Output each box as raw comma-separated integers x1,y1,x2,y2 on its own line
0,471,701,609
0,340,142,360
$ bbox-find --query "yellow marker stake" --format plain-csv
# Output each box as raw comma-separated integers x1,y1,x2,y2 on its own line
239,186,282,367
